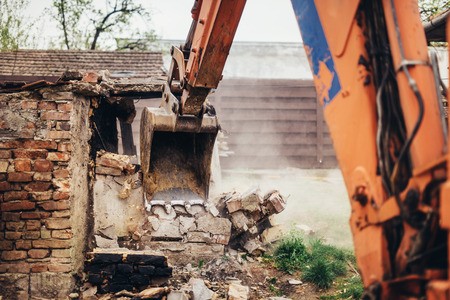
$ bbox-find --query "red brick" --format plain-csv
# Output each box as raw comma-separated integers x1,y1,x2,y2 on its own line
31,264,48,273
5,221,25,231
51,249,71,258
33,172,52,181
37,101,57,110
57,103,73,111
53,169,69,178
26,220,41,231
14,159,31,172
48,264,72,273
8,172,33,182
22,231,40,240
41,111,71,121
47,152,70,161
21,212,42,219
0,150,11,159
2,212,21,221
5,232,22,240
24,182,51,192
13,149,47,159
1,250,27,261
53,191,70,200
52,229,73,239
33,159,53,172
1,201,35,211
44,218,71,230
52,210,70,218
0,240,13,250
15,240,32,250
32,239,71,249
4,191,29,201
28,249,49,259
47,131,71,140
0,141,23,149
23,140,58,150
0,181,12,191
21,100,38,110
57,143,72,152
7,263,30,274
29,191,53,201
39,200,70,211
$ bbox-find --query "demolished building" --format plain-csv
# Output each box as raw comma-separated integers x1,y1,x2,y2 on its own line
0,50,286,299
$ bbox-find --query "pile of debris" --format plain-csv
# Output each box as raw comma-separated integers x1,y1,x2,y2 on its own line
214,188,287,255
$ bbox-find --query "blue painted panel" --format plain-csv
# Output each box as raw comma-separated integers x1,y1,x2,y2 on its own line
291,0,341,106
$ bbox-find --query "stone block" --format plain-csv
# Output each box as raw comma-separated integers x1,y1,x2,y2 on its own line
228,283,250,300
117,263,134,274
45,218,71,229
187,231,212,243
30,273,75,299
137,265,155,275
126,254,167,267
241,187,262,212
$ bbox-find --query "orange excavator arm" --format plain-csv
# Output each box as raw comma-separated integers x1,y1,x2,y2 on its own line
141,1,450,298
167,0,246,116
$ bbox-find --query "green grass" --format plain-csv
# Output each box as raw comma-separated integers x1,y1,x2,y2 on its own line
272,233,363,296
273,234,310,274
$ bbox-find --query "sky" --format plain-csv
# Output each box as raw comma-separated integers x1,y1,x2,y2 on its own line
26,0,303,48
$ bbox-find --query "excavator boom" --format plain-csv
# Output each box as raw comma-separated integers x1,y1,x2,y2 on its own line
141,0,450,298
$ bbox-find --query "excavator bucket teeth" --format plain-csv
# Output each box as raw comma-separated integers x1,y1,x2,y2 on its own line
140,106,218,204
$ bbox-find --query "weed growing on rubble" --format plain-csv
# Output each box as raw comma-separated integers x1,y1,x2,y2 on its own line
273,233,363,296
273,234,309,274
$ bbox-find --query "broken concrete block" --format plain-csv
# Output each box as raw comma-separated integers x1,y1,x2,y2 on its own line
230,211,250,232
240,187,262,212
228,283,250,300
98,225,117,240
243,239,266,256
118,177,133,199
196,214,232,235
96,166,122,176
96,150,135,174
263,190,286,214
168,290,189,300
205,202,220,217
261,225,285,244
226,196,242,214
189,278,215,300
179,216,196,234
150,219,182,240
94,235,119,248
187,231,212,243
152,205,177,220
147,216,161,231
211,234,231,245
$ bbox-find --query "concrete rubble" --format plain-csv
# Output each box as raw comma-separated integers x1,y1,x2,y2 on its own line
93,151,287,261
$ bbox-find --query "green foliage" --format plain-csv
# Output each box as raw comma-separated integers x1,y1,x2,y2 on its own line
302,258,335,289
418,0,450,21
51,0,156,50
273,234,310,274
0,0,34,50
273,234,361,293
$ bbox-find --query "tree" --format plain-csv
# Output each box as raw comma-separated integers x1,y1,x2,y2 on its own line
52,0,156,50
418,0,450,21
0,0,34,50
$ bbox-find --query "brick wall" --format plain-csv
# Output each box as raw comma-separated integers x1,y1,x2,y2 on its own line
0,87,91,299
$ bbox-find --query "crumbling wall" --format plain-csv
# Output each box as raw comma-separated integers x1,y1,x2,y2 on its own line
0,87,91,299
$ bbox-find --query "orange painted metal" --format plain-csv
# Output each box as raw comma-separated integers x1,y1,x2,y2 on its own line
311,0,448,298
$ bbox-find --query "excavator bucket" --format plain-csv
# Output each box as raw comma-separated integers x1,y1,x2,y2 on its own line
140,103,219,206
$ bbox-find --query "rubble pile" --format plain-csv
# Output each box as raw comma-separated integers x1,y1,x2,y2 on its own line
215,188,287,255
85,250,172,293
